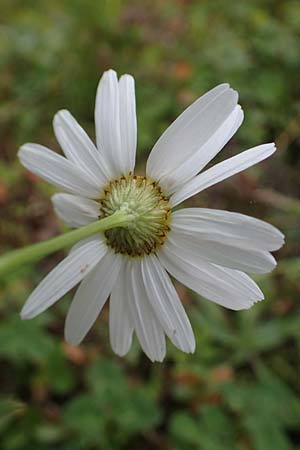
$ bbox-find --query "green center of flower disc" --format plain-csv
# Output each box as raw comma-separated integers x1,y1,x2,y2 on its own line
99,175,171,257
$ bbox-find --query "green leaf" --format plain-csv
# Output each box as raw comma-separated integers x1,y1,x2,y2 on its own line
0,398,25,429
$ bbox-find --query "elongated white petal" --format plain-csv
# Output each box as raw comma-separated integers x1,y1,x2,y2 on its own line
21,239,107,319
158,242,263,310
161,105,244,195
168,230,276,274
109,261,134,356
52,193,99,228
65,251,122,345
18,144,101,198
172,208,284,251
141,255,195,353
53,109,110,185
146,84,238,185
68,235,105,255
95,70,134,178
119,74,137,172
126,259,166,362
171,143,276,206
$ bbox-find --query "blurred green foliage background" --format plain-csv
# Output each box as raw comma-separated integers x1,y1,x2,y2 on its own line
1,0,300,449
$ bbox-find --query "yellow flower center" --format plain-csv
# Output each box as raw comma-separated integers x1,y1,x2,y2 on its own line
99,174,171,257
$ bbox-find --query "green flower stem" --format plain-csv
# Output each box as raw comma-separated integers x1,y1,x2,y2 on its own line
0,210,134,277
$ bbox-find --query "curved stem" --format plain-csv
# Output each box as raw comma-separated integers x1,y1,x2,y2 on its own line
0,210,134,277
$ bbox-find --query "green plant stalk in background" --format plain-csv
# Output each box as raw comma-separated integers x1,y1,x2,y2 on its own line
0,210,134,277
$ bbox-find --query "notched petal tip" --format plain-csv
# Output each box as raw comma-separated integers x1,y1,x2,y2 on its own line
181,338,196,354
114,348,130,358
18,142,49,158
219,82,230,88
250,280,264,303
173,334,196,354
267,254,277,271
99,69,118,86
278,233,285,248
191,344,196,354
17,143,33,159
53,109,70,127
104,68,118,76
151,354,165,363
119,73,135,86
236,104,244,115
266,142,276,153
228,87,239,104
246,294,265,310
18,143,49,170
95,69,119,104
250,287,265,306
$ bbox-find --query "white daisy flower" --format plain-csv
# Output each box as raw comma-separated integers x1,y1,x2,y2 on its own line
18,69,284,361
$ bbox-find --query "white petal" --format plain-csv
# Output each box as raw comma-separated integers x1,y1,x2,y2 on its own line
146,84,238,185
141,255,195,353
168,229,276,274
172,208,284,251
158,242,264,311
68,235,105,255
109,261,134,356
126,259,166,362
160,105,244,195
171,143,276,206
95,70,132,178
53,109,110,185
52,193,99,228
21,239,107,319
65,251,122,345
119,74,137,173
18,144,101,198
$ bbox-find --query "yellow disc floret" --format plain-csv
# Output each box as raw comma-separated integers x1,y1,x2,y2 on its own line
99,175,171,257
